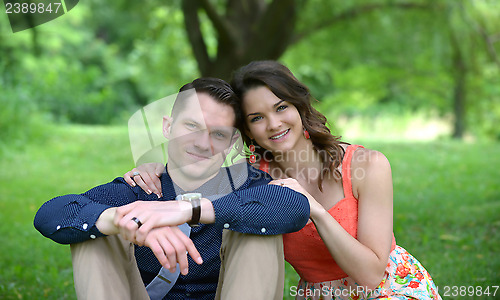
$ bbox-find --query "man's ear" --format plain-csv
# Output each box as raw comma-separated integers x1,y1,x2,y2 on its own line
163,116,173,139
222,131,241,157
230,131,241,146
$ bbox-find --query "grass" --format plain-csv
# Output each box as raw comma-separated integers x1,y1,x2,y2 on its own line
0,125,499,299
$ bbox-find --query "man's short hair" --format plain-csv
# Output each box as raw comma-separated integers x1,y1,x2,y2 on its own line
171,78,241,128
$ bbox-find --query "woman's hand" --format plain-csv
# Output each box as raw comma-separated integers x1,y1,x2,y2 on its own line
269,178,325,218
124,163,164,198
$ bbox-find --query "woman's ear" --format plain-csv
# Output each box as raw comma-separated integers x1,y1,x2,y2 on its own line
244,128,253,141
162,116,173,139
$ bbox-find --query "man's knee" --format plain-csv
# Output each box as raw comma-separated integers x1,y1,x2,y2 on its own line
217,231,284,300
71,235,149,300
222,230,283,258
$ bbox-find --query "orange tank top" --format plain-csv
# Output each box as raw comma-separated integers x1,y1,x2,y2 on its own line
260,144,396,283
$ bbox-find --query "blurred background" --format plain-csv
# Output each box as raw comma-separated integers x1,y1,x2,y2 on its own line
1,0,499,299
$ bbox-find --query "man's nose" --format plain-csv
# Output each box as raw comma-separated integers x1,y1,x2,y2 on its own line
193,130,213,152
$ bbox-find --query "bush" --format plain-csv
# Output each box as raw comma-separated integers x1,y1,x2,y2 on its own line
0,82,50,154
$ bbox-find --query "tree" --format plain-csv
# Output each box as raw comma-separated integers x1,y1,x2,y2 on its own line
447,0,500,138
181,0,433,80
181,0,499,139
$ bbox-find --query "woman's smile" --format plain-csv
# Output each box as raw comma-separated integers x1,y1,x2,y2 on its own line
269,129,290,141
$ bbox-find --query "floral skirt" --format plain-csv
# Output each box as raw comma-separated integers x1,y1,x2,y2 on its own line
295,245,441,300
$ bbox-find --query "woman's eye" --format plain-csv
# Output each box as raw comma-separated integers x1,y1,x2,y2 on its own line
250,116,262,123
186,123,197,129
277,105,288,112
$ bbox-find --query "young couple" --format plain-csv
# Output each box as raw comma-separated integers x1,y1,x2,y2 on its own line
35,61,441,299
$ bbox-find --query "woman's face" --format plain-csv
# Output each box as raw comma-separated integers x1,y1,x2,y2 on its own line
242,86,304,154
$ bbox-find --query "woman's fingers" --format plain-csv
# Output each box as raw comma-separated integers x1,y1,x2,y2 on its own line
153,164,165,197
136,164,164,197
123,169,138,187
123,164,164,198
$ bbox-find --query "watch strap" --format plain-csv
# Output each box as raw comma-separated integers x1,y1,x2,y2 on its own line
187,196,201,227
176,193,201,227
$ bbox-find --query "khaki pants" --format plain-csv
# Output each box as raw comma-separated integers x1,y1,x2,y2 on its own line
71,230,284,300
215,230,284,300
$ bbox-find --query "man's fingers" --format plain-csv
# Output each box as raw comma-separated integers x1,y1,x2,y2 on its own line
149,236,171,270
177,231,203,265
114,202,138,226
135,216,157,246
165,229,189,275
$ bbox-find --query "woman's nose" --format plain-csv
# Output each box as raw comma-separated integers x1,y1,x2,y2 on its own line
266,114,282,131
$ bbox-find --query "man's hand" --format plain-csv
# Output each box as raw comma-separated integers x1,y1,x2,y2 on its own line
145,226,203,275
114,201,192,245
95,207,119,235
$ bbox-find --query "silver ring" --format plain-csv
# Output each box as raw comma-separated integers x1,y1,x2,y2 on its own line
133,171,140,176
131,217,143,228
280,182,285,186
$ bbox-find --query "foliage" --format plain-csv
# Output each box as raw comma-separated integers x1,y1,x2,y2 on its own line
1,0,499,145
0,0,196,127
0,79,49,154
281,0,500,139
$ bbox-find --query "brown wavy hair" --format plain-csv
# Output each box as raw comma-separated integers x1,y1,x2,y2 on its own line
231,60,346,190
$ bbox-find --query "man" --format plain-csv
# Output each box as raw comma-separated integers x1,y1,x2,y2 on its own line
34,78,309,299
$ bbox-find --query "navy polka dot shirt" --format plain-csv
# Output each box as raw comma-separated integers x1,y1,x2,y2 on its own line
34,163,309,299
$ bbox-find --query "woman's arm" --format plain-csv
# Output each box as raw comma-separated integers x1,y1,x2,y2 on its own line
299,149,394,289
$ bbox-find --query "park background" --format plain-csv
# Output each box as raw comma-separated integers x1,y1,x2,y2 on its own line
0,0,499,299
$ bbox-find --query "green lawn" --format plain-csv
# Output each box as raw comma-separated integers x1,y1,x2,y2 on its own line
0,125,498,299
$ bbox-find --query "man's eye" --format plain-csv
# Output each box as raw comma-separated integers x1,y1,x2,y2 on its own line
212,132,227,139
186,123,197,129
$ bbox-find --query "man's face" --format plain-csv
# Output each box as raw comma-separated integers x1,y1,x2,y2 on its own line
163,92,237,184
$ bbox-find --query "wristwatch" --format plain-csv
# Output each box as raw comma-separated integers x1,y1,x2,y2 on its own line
176,193,202,227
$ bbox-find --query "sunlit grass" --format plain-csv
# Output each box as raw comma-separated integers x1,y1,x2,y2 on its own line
1,125,498,299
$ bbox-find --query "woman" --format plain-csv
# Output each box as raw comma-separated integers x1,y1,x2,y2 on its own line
126,61,441,300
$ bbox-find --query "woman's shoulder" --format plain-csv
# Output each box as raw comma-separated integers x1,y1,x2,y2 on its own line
350,146,391,179
345,146,392,200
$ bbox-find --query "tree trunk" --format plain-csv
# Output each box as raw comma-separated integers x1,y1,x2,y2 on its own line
450,23,467,139
182,0,296,80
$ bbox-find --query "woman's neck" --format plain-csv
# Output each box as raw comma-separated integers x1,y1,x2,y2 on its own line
272,140,323,182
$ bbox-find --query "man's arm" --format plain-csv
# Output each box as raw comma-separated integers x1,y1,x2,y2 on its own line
200,164,310,235
34,177,204,275
211,181,310,235
122,164,310,236
34,177,143,244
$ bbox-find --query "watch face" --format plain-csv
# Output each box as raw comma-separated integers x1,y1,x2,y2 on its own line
181,193,201,201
